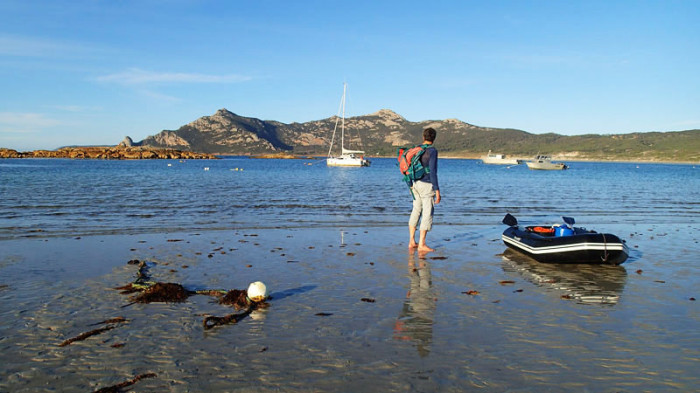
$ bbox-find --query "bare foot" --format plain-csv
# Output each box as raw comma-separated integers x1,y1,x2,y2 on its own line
408,242,418,249
417,244,435,252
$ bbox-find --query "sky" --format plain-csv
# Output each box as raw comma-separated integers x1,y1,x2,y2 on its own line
1,0,699,150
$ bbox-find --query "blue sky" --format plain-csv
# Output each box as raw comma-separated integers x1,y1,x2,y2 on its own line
1,0,698,150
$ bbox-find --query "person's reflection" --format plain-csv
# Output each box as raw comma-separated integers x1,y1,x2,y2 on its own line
393,253,436,357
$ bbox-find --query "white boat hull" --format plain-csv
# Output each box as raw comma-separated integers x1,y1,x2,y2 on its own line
482,157,522,165
327,155,370,167
480,151,522,165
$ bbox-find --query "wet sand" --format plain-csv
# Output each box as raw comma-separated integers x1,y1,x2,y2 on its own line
1,224,698,392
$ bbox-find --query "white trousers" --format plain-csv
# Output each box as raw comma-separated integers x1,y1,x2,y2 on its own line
409,181,435,231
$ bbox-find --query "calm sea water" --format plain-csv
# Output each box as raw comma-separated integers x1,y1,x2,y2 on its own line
1,157,699,392
1,157,697,239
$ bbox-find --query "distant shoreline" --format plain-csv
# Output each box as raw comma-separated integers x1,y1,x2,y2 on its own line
231,152,698,164
248,152,317,160
2,148,696,164
438,154,698,165
0,147,217,160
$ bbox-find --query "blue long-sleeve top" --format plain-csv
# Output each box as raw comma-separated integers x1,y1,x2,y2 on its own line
417,146,439,191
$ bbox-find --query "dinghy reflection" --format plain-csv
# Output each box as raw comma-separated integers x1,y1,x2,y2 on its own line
501,248,627,305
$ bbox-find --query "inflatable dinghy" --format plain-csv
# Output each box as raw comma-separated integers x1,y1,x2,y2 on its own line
501,214,629,265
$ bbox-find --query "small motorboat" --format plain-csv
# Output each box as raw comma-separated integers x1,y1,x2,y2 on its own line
526,154,568,170
501,214,629,265
480,150,522,165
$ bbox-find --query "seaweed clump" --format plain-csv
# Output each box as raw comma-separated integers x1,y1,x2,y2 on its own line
131,282,192,303
115,260,194,304
114,259,271,330
203,289,270,330
218,289,249,308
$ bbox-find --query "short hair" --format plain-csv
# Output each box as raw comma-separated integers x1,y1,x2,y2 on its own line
423,127,436,142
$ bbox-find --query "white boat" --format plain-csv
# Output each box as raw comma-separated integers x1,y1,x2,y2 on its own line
526,154,568,170
480,150,522,165
327,84,370,167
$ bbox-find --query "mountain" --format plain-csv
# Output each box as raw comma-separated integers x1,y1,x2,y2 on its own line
128,108,700,162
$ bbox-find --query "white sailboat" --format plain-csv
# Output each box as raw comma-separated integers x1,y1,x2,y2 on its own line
327,83,370,167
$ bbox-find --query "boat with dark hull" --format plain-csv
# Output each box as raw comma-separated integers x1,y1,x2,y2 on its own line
501,214,629,265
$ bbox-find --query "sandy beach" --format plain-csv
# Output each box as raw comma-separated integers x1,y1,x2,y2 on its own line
1,221,698,392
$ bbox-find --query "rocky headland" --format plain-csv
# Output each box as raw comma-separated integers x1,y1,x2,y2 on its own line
0,146,217,160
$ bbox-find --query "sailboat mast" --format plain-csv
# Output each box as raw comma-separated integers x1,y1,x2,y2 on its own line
340,83,346,152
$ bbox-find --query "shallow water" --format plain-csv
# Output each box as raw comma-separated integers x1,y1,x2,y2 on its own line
2,158,697,239
0,158,698,392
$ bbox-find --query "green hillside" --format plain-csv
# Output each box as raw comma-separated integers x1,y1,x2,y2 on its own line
134,109,700,162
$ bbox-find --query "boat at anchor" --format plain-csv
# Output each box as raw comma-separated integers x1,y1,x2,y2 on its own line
326,83,370,167
480,150,522,165
526,154,568,170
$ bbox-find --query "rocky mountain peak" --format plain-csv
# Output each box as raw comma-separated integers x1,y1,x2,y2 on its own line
214,108,236,117
187,108,239,130
370,109,405,121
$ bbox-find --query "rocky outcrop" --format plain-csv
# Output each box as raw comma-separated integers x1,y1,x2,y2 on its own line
118,136,135,147
143,130,190,148
0,147,217,160
0,148,22,158
139,109,290,154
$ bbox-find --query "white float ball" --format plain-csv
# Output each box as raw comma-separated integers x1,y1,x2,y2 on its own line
247,281,268,302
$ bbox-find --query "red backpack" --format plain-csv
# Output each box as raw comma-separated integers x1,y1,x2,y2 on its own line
397,144,430,188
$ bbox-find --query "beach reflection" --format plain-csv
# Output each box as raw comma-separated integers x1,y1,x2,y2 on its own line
501,249,628,305
393,253,436,357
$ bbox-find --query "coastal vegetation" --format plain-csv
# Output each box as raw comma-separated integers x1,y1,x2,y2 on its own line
250,152,315,159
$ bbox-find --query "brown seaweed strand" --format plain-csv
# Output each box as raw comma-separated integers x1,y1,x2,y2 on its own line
203,307,253,330
92,372,157,393
88,317,128,326
58,325,116,347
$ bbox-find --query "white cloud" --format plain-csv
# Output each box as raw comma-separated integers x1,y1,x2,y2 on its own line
95,68,252,85
0,112,62,133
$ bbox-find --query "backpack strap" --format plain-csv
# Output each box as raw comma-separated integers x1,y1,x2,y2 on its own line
419,144,431,174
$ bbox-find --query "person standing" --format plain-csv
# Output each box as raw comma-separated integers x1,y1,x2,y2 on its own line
408,127,441,252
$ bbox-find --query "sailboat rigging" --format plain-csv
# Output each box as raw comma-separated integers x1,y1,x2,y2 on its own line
327,83,370,167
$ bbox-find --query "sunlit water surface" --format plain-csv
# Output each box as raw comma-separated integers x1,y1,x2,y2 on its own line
0,158,698,392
